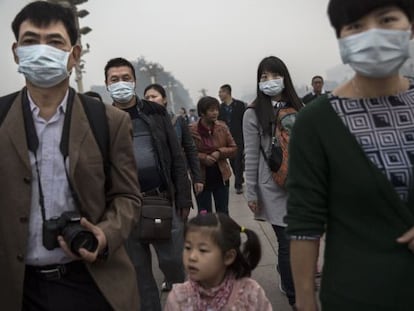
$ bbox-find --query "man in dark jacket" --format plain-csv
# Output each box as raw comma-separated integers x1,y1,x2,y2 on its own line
218,84,246,194
302,75,328,105
105,58,192,311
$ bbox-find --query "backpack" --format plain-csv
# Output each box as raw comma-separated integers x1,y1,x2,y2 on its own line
0,90,111,191
258,107,297,188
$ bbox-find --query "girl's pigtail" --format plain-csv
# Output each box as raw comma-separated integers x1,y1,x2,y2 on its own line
241,228,261,273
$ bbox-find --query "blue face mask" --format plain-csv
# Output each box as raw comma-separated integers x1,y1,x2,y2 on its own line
108,81,136,103
259,78,284,96
16,44,71,88
339,28,411,78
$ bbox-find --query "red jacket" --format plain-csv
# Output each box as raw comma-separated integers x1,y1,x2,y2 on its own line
189,120,237,182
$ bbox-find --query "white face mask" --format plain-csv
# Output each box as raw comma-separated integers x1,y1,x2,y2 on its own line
16,44,72,88
259,78,284,96
339,28,412,78
108,81,135,103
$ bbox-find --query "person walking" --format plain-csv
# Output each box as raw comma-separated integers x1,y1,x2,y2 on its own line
144,83,204,292
218,84,246,194
301,76,328,105
1,2,141,310
286,1,414,310
106,58,192,311
243,56,303,308
190,96,237,215
144,83,204,197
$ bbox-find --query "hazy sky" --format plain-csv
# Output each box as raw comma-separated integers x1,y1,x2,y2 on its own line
0,0,342,102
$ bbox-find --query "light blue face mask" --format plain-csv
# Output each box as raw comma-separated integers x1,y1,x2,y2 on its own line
339,28,412,78
259,78,284,96
108,81,136,103
16,44,71,88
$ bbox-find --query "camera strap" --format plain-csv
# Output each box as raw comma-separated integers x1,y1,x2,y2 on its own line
21,88,80,221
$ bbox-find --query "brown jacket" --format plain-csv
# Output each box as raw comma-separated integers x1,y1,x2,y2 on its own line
0,90,141,311
189,120,237,182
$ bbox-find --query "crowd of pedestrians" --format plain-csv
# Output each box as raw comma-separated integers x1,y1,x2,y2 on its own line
1,0,414,310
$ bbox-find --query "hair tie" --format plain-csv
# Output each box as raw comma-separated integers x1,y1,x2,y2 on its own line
200,210,208,215
240,226,246,233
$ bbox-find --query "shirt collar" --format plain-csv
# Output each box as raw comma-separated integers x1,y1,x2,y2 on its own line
312,89,326,96
27,89,69,116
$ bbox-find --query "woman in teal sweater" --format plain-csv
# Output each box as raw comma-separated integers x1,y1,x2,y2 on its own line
286,0,414,310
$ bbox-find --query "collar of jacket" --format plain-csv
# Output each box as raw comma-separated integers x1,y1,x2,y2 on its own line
136,98,167,115
197,119,216,137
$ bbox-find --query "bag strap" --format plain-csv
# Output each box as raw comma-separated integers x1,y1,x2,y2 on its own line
259,143,269,162
0,90,111,193
78,93,111,193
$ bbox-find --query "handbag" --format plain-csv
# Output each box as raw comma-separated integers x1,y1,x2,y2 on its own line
137,195,173,241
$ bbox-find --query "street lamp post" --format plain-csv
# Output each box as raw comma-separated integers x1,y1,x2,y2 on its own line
47,0,91,93
199,88,208,97
164,81,178,113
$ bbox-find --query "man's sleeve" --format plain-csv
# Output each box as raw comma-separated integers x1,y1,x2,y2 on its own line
97,110,142,256
163,115,192,210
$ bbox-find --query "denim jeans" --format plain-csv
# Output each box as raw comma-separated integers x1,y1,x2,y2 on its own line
273,225,296,306
195,181,229,214
126,207,185,311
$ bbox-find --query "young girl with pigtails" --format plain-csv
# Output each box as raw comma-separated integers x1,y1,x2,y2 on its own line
164,212,272,310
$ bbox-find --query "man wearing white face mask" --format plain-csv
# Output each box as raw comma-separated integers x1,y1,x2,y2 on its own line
0,2,142,311
286,1,414,310
105,57,192,311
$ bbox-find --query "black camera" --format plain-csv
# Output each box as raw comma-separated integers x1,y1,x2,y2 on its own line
43,211,98,256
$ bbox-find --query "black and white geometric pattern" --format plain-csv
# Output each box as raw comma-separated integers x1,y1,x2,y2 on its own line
330,83,414,202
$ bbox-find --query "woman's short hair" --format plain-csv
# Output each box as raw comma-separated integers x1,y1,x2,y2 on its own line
328,0,414,37
197,96,220,117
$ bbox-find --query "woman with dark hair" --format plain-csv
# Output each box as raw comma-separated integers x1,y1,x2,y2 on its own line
286,1,414,310
144,84,204,196
243,56,302,308
190,96,237,215
144,83,204,292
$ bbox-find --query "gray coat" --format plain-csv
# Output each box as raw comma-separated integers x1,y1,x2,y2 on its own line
242,108,287,226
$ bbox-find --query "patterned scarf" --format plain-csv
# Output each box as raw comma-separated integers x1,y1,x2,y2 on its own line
190,274,235,311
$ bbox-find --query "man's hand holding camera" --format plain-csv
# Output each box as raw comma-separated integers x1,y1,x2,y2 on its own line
58,217,107,263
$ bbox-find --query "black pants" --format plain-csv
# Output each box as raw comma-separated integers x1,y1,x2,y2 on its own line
196,181,230,215
22,261,112,311
230,145,244,189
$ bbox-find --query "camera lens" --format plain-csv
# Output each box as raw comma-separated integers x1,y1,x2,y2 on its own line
62,225,98,256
